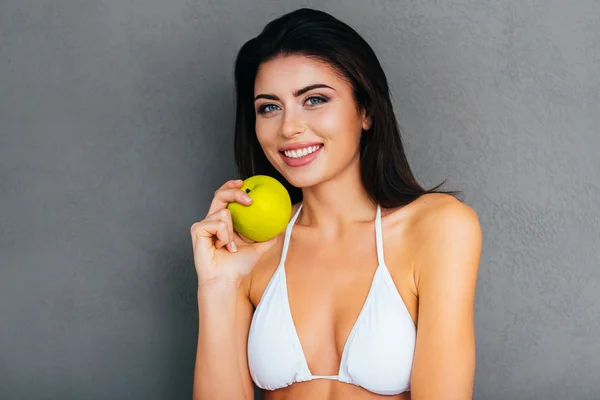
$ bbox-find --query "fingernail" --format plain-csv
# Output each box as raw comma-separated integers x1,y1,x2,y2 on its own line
229,241,237,252
235,179,243,184
242,194,252,203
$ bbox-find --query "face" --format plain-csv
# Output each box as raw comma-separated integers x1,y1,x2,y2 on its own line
253,55,371,188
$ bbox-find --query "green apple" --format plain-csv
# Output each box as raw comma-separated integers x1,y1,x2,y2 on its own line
227,175,292,242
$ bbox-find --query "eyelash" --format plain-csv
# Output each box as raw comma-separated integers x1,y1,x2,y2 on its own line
257,95,329,115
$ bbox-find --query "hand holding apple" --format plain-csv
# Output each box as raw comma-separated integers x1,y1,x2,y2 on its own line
191,177,290,286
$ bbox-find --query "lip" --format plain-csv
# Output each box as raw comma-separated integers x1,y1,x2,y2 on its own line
279,141,323,152
279,144,323,167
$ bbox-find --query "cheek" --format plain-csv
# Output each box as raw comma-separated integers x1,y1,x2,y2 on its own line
313,111,340,135
255,125,282,167
311,107,362,143
255,120,276,147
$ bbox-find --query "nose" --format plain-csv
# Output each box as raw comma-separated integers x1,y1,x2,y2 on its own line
280,108,305,138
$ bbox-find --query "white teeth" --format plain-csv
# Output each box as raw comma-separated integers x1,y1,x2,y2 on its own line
284,145,321,159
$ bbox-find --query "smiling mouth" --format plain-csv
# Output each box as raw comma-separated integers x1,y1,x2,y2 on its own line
280,144,323,159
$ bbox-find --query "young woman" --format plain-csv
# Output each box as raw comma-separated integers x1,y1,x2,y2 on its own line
191,8,482,400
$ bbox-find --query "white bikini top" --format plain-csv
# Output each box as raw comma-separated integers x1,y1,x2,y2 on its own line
247,204,417,395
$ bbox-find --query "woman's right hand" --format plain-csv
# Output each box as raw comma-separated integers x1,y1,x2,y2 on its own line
190,179,278,288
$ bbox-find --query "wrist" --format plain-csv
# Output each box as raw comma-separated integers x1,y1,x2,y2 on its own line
197,278,239,306
198,277,240,293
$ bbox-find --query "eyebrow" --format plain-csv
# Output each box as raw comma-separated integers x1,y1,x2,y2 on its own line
254,83,335,102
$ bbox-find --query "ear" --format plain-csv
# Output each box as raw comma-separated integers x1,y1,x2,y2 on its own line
361,110,372,131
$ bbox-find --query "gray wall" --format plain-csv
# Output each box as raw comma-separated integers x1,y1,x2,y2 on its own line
1,1,598,399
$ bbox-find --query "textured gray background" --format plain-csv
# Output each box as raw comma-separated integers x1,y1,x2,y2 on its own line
1,1,599,399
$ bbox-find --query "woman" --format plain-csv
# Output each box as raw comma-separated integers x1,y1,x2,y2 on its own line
191,8,481,400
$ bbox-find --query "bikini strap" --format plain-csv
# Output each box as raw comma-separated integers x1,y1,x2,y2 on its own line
280,203,303,265
375,204,385,266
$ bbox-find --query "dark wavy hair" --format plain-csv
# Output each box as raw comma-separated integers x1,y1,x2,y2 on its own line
233,8,460,208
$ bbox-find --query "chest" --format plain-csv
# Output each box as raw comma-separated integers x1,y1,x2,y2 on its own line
250,230,417,372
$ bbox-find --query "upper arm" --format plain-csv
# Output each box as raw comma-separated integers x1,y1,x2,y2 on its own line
236,275,256,400
409,199,482,400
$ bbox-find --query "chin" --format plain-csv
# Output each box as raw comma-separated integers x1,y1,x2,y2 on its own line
277,163,335,190
283,173,325,189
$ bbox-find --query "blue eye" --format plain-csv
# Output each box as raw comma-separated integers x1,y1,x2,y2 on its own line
307,96,327,105
261,104,279,113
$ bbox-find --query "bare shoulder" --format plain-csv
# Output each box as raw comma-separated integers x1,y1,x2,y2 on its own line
383,193,481,285
412,193,479,230
382,192,478,229
406,193,482,288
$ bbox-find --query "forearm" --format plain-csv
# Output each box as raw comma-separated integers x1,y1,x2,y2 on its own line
193,284,248,400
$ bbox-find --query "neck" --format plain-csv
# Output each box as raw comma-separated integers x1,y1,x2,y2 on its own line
296,158,377,236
